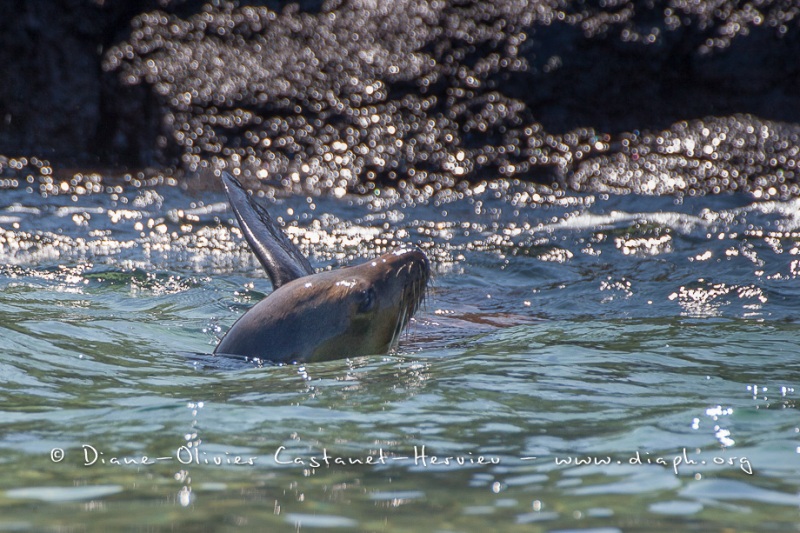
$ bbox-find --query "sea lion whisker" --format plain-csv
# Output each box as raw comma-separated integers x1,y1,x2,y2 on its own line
388,317,400,348
399,306,410,342
391,298,411,348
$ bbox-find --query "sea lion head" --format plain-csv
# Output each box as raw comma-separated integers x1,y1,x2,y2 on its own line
215,246,430,363
306,246,430,360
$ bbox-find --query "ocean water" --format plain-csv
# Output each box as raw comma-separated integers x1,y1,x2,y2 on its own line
1,178,799,532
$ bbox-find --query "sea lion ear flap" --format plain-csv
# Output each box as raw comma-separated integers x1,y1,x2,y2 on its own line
221,172,314,288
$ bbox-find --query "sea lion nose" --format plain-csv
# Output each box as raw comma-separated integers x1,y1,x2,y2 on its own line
388,246,430,281
391,245,428,265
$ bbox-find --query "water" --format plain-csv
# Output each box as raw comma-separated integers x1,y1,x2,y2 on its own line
1,178,799,531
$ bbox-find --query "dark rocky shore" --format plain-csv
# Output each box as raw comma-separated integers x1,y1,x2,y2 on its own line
1,0,799,198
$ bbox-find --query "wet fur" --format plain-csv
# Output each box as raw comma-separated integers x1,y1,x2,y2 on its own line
215,173,429,363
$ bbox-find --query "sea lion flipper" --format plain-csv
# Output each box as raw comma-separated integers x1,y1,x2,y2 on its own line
221,172,313,288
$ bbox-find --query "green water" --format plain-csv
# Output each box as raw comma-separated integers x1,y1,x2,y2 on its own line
1,182,799,531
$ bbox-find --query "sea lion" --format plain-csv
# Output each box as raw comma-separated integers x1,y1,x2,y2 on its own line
214,172,429,364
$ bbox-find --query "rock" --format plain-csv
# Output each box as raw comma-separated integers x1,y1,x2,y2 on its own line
1,0,799,198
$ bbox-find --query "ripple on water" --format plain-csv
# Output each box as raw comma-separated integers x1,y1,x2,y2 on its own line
5,485,124,502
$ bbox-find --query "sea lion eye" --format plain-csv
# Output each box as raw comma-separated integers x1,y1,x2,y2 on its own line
357,288,376,313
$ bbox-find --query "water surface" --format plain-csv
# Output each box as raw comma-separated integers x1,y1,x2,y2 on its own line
1,180,799,531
